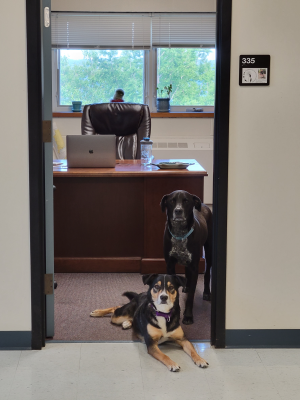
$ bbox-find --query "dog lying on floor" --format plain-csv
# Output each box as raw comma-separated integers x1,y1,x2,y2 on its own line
161,190,213,325
90,273,209,372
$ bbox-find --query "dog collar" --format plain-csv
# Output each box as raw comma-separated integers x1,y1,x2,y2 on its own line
151,305,173,322
168,225,194,241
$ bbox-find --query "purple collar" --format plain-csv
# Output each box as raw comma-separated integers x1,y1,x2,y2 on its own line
151,304,173,322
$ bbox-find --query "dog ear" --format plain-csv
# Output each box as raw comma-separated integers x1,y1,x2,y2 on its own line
193,195,202,211
160,194,169,212
174,275,187,288
142,274,158,286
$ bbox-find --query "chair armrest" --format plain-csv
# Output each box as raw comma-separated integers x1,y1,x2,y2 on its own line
81,105,96,135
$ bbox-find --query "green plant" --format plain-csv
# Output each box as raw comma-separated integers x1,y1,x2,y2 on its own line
156,83,172,98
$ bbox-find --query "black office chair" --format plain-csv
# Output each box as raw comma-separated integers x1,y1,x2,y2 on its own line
81,102,151,159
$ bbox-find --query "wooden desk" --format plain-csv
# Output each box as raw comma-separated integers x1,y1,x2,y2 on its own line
53,159,207,274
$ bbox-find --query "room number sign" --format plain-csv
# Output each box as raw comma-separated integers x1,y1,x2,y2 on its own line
239,55,270,86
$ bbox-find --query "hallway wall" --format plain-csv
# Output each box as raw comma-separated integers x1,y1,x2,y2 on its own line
0,2,31,332
226,0,300,331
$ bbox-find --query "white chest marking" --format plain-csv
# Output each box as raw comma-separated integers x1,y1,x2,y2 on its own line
157,316,173,344
169,237,192,265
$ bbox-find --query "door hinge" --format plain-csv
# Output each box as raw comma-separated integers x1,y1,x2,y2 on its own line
44,274,54,295
43,120,52,143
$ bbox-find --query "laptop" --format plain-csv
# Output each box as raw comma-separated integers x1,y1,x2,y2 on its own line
66,135,116,168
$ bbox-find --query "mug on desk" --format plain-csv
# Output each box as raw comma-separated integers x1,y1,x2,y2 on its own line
72,101,82,112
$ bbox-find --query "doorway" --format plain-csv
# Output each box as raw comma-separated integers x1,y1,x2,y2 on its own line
27,0,231,349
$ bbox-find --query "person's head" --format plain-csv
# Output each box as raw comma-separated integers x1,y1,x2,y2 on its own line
113,89,124,100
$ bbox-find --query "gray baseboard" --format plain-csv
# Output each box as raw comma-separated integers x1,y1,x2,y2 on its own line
0,331,31,350
226,329,300,348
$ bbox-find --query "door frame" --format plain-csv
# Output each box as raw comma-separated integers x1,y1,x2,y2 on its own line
26,0,46,349
26,0,232,349
211,0,232,347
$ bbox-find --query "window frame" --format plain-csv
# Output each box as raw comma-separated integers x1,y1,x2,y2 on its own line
52,47,215,113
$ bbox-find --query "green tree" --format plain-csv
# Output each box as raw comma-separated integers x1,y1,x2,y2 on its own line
60,50,144,105
157,48,215,105
59,48,215,106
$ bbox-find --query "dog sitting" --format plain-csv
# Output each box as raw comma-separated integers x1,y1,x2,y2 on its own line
161,190,213,325
90,274,209,372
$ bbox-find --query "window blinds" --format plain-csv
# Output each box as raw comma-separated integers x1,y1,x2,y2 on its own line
51,12,216,50
152,13,216,48
51,13,152,49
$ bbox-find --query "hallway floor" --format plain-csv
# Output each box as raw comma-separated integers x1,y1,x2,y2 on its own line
1,342,300,400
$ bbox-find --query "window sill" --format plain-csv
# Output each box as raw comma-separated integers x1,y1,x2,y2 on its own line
52,112,214,119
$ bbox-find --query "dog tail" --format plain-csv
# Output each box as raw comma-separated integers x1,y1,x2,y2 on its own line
122,291,139,301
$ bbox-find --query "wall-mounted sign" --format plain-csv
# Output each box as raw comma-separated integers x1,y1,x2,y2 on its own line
239,55,270,86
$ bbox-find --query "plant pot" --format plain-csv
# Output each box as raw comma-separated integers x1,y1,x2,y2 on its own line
156,98,170,112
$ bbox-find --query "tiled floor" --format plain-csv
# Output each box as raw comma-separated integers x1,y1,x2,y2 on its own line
1,342,300,400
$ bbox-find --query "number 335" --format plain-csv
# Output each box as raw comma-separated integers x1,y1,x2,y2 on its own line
242,57,255,64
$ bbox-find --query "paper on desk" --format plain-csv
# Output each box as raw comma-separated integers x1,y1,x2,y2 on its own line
53,122,67,159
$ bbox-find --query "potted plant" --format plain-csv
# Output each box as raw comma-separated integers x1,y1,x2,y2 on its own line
156,84,172,112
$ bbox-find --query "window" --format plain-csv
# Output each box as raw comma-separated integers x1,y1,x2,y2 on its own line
52,13,216,112
157,48,215,106
58,49,145,105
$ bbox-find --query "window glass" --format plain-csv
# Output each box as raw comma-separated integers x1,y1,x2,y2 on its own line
59,49,144,105
156,48,215,106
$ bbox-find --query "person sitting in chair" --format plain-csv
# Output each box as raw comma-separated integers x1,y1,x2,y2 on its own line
110,88,125,103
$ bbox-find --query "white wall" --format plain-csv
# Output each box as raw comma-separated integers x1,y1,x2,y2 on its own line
0,2,31,331
226,0,300,329
53,117,214,142
52,0,216,12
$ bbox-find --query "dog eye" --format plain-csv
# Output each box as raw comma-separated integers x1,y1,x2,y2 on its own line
154,285,161,291
183,198,188,203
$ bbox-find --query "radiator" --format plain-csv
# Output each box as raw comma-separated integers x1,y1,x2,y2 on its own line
152,137,213,204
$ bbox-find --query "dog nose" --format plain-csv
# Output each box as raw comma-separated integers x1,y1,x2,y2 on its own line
160,295,168,302
175,208,183,215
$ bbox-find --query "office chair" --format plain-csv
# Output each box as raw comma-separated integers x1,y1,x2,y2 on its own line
81,103,151,159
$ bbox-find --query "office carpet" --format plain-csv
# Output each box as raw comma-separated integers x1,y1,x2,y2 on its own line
50,273,211,341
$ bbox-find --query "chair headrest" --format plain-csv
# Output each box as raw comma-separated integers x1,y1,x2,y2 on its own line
89,103,144,137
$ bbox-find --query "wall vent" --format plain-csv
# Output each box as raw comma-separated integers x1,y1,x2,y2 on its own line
153,142,189,149
178,143,188,148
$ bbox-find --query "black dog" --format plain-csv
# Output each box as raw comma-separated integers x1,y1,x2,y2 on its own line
90,274,209,371
161,190,213,325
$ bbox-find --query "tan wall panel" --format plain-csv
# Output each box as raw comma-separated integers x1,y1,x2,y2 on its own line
0,2,31,330
226,0,300,329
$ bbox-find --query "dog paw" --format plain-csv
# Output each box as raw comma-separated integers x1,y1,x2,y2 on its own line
182,286,190,293
168,362,180,372
203,292,211,301
122,320,132,329
182,315,194,325
90,309,103,317
194,357,209,368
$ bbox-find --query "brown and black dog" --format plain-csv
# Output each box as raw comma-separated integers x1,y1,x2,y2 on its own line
90,274,209,372
161,190,213,325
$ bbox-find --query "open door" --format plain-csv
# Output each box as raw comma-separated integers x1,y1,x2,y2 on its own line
41,0,55,337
